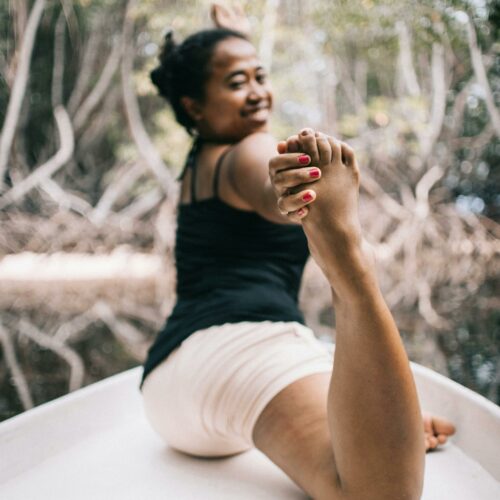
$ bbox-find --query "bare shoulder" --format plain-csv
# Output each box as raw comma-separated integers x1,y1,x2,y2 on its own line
225,132,277,190
220,132,277,211
231,132,277,162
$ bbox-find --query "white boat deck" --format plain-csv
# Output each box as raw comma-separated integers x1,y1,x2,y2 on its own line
0,363,499,499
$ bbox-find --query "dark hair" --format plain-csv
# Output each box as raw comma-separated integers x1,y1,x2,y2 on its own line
151,28,248,135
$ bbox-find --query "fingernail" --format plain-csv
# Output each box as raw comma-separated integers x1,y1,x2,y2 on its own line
309,168,320,178
297,208,305,217
298,155,310,165
300,129,309,136
302,192,313,202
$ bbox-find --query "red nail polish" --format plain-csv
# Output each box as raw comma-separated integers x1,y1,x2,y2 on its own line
309,168,320,178
298,155,310,165
302,192,313,202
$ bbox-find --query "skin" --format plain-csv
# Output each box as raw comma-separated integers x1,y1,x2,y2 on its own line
179,37,308,222
179,36,456,498
257,131,426,499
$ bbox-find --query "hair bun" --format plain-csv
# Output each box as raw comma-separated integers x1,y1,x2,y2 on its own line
151,29,177,100
151,28,248,135
150,66,167,94
160,29,176,65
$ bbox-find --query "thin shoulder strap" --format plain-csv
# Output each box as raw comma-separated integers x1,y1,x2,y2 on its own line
212,147,233,199
177,137,203,203
190,157,198,203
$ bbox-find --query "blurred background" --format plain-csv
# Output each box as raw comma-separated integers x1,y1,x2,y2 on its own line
0,0,498,422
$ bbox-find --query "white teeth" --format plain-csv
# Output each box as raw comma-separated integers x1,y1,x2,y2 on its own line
241,106,269,118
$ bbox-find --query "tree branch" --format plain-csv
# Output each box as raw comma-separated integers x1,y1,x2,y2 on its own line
89,161,144,226
40,177,93,216
0,0,46,190
121,0,176,198
466,17,500,138
67,23,103,115
0,106,75,209
417,281,450,329
19,319,85,392
117,186,163,220
0,320,34,410
93,301,148,360
420,43,447,160
73,37,122,132
259,0,280,71
51,10,66,108
360,172,409,221
396,21,421,97
53,312,96,344
414,165,444,219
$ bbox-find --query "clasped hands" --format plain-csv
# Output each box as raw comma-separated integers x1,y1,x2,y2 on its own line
269,128,357,224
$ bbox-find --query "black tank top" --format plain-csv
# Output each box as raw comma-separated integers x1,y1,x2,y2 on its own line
140,140,310,388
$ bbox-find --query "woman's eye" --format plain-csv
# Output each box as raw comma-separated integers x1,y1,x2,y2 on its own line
256,73,267,83
229,81,245,89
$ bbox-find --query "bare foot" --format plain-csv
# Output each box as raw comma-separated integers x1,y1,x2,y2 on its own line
423,412,456,452
289,129,374,298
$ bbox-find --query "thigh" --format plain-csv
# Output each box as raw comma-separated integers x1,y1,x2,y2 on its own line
142,321,334,460
252,372,344,500
141,341,252,458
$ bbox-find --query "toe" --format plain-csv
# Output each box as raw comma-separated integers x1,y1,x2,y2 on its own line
428,435,438,449
286,134,301,153
437,434,448,444
315,132,332,165
432,415,456,436
298,129,320,165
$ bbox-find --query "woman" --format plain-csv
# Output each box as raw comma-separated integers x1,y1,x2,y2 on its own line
141,23,455,499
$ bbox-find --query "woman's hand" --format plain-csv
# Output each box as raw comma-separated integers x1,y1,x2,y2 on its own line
268,143,322,223
210,3,251,37
270,129,358,225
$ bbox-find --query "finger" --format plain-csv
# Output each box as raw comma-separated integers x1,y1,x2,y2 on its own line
298,128,320,165
277,189,316,214
286,206,309,223
273,166,321,194
277,141,287,154
269,153,311,175
315,131,332,165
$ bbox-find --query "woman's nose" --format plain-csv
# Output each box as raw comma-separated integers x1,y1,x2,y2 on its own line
247,83,266,102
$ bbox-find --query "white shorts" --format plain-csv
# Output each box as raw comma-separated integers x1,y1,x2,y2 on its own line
141,320,334,457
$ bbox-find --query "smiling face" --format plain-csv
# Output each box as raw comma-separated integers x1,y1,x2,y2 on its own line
186,37,273,142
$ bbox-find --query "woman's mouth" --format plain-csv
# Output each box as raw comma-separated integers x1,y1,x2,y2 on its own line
241,106,270,119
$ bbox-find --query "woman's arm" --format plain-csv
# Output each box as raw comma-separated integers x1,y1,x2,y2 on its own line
222,132,319,224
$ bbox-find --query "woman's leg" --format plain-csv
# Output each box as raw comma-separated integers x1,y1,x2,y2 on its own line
253,130,425,499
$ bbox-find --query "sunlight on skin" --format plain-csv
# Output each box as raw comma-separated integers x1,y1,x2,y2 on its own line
278,131,457,454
